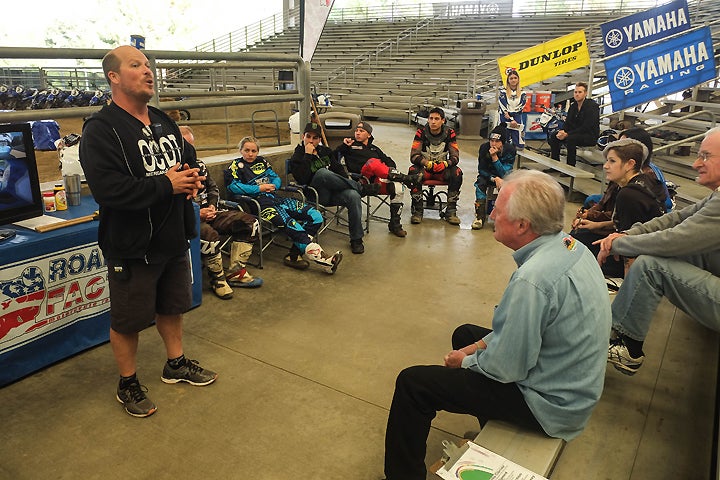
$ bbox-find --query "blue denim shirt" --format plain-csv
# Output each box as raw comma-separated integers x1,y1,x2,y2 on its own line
462,232,611,440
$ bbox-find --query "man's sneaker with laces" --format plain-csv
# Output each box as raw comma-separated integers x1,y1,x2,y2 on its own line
161,359,218,386
608,342,644,375
116,381,157,418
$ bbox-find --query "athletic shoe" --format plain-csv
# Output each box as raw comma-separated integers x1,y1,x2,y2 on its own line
161,359,218,386
606,277,622,295
410,214,423,224
471,217,483,230
607,343,644,375
116,381,157,418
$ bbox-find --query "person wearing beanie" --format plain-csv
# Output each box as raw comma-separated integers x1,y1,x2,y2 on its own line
289,121,378,254
498,68,527,149
335,120,422,237
408,107,463,225
472,123,516,229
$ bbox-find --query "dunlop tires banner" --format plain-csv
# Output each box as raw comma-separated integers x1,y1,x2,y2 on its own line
497,30,590,86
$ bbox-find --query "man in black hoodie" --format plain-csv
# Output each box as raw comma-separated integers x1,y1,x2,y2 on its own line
80,46,217,418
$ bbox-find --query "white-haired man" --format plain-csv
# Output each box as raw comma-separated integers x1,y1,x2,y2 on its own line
383,170,611,480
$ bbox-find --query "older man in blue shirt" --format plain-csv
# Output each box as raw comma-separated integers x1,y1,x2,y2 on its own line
383,170,611,480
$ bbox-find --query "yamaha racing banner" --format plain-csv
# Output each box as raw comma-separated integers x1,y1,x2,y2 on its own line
601,0,690,57
605,27,716,112
497,31,590,87
301,0,335,62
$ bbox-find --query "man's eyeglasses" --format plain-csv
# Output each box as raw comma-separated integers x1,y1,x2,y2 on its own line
697,151,715,162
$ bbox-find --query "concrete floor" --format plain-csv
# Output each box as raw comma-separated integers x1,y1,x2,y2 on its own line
1,122,717,480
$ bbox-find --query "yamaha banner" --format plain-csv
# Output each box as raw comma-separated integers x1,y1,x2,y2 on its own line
605,27,716,112
601,0,690,56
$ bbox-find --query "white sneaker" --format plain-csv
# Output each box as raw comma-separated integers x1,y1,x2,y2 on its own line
607,342,644,375
471,218,483,230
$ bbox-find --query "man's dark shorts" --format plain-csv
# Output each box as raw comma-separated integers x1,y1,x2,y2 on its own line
107,253,192,334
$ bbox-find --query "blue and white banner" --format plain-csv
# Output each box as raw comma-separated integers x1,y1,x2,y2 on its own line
601,0,690,56
605,27,716,112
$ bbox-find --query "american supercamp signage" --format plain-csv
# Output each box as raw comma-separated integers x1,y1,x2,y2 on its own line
497,30,590,86
601,0,691,56
605,26,716,112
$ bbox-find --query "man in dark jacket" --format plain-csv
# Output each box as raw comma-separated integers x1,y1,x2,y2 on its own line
80,46,217,419
335,121,420,237
289,122,376,254
549,82,600,167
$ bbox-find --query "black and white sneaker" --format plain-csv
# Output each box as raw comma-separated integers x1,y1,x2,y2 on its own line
161,359,217,386
116,381,157,418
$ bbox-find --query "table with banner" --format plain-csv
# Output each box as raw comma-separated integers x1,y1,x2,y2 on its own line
0,197,202,387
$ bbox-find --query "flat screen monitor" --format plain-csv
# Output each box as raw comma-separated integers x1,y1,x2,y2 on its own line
0,122,43,226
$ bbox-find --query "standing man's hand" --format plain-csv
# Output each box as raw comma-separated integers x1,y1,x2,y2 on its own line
167,163,204,199
343,137,353,146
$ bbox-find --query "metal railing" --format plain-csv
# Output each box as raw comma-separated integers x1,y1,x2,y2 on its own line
0,47,311,151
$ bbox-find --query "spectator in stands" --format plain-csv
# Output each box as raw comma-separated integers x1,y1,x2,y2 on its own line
384,170,611,480
571,127,670,276
335,120,421,237
549,82,599,167
181,126,263,299
498,68,527,149
408,107,463,225
226,136,342,274
472,123,515,230
290,122,376,255
599,127,720,376
620,127,672,212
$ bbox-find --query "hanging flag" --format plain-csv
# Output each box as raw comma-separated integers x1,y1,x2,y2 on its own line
301,0,335,63
497,31,590,87
600,0,690,57
604,27,715,112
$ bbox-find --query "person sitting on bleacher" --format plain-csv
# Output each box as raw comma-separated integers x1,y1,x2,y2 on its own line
596,139,664,278
572,127,670,280
472,123,516,230
497,68,527,149
620,127,672,213
408,107,463,225
383,170,610,480
181,126,263,300
599,127,720,376
548,82,599,167
225,136,342,275
290,122,377,255
335,121,421,237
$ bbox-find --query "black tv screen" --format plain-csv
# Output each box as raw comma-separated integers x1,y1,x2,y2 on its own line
0,123,43,226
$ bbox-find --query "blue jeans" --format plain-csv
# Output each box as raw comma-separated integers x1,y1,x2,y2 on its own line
612,253,720,341
309,168,364,241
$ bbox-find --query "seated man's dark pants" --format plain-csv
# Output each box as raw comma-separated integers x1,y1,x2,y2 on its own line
384,324,543,480
549,133,597,166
